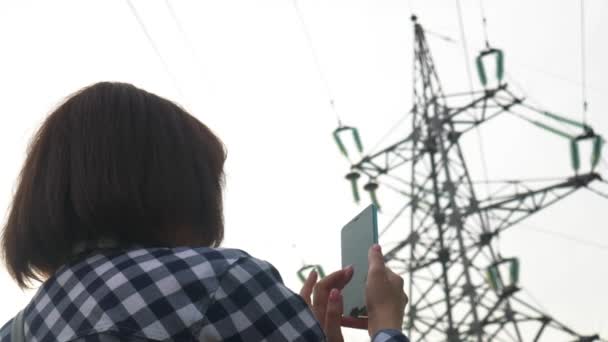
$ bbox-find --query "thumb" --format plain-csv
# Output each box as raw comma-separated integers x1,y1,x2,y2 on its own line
368,244,385,276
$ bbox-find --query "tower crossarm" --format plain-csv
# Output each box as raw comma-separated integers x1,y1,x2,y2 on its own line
467,172,601,235
350,86,522,182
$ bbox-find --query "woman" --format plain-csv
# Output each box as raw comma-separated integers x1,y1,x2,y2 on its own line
0,82,408,341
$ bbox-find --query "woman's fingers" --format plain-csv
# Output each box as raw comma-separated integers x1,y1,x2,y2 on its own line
340,316,368,330
299,270,318,306
312,267,353,321
324,289,344,342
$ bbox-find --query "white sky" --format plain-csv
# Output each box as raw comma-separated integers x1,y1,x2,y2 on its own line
0,0,607,340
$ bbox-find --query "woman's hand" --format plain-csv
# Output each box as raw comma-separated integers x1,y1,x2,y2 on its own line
365,244,408,337
299,244,408,340
299,267,367,341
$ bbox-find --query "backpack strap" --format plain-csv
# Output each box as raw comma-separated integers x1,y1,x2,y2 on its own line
11,310,25,342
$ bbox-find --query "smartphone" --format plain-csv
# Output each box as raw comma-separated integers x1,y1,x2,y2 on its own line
341,204,378,317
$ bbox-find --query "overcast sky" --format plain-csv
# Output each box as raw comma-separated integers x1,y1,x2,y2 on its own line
0,0,607,340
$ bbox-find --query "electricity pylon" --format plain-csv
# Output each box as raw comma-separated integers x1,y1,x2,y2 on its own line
334,16,603,342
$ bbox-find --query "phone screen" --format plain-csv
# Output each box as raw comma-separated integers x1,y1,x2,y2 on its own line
341,204,378,317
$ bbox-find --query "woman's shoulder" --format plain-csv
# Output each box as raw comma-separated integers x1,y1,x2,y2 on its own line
0,318,13,342
9,247,282,342
156,246,280,283
169,246,287,289
46,246,281,301
50,246,261,291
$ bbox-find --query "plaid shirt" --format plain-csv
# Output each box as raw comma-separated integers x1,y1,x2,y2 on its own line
0,247,408,342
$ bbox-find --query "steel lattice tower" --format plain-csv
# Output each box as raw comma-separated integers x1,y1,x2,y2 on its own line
334,17,603,342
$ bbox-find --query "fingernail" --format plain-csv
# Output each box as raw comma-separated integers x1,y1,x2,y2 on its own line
344,264,353,275
373,244,382,253
329,289,340,301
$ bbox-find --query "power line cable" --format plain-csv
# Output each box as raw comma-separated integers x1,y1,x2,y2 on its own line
125,0,183,97
505,71,548,113
291,0,342,127
406,5,600,99
587,186,608,201
508,60,601,93
478,0,490,48
580,0,589,124
368,110,413,155
470,176,569,184
164,0,201,70
521,288,548,313
455,0,475,95
425,29,459,43
455,0,492,201
443,36,601,94
163,0,219,104
601,157,608,173
407,0,415,15
519,223,608,252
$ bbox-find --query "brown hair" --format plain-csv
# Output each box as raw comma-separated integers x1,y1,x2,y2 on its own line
2,82,226,288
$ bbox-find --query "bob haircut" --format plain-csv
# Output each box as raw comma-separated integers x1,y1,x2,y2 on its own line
2,82,226,288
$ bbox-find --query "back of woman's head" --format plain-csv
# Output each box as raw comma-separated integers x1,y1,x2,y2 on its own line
2,82,226,288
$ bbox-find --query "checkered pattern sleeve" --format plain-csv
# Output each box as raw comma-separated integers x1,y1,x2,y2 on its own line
372,329,410,342
197,255,325,341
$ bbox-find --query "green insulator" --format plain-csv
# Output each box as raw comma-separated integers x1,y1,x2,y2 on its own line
297,265,313,283
352,129,364,153
346,172,361,203
542,111,586,129
529,120,574,139
333,126,364,157
316,265,326,278
510,258,520,285
364,182,380,210
297,264,326,283
487,266,500,291
476,55,488,86
476,48,504,86
592,136,604,168
495,49,504,81
570,139,580,172
333,129,348,157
